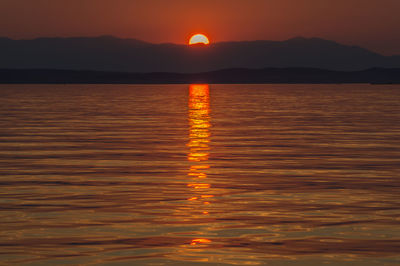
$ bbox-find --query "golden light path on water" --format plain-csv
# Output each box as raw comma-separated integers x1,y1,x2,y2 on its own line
187,84,213,246
169,84,214,262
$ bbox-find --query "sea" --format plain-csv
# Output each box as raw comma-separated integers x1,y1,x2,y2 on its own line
0,84,399,265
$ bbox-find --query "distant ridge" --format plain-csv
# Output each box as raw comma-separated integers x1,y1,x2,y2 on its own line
1,67,399,84
0,36,399,72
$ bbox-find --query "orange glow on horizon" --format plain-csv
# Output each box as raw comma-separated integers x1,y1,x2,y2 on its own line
189,34,210,45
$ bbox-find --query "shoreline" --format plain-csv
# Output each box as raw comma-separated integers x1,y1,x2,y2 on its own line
1,68,400,84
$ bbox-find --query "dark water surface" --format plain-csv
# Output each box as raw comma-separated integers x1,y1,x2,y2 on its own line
0,84,399,265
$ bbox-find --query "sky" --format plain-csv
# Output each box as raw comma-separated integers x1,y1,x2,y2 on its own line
0,0,399,55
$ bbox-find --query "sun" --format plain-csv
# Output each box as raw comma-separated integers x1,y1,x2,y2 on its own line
189,34,210,45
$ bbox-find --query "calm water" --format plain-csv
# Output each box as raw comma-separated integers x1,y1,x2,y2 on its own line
0,84,399,265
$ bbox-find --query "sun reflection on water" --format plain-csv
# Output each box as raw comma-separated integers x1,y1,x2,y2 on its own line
190,238,212,246
188,84,211,163
187,84,213,246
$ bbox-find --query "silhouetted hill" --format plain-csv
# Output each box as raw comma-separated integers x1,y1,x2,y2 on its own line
0,36,399,72
1,67,399,84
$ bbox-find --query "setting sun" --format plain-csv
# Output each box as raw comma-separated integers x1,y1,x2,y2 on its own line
189,34,210,45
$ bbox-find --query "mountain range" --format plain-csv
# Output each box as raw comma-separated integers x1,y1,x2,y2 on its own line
1,36,399,73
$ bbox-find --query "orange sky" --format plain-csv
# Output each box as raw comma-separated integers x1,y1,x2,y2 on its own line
0,0,399,55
